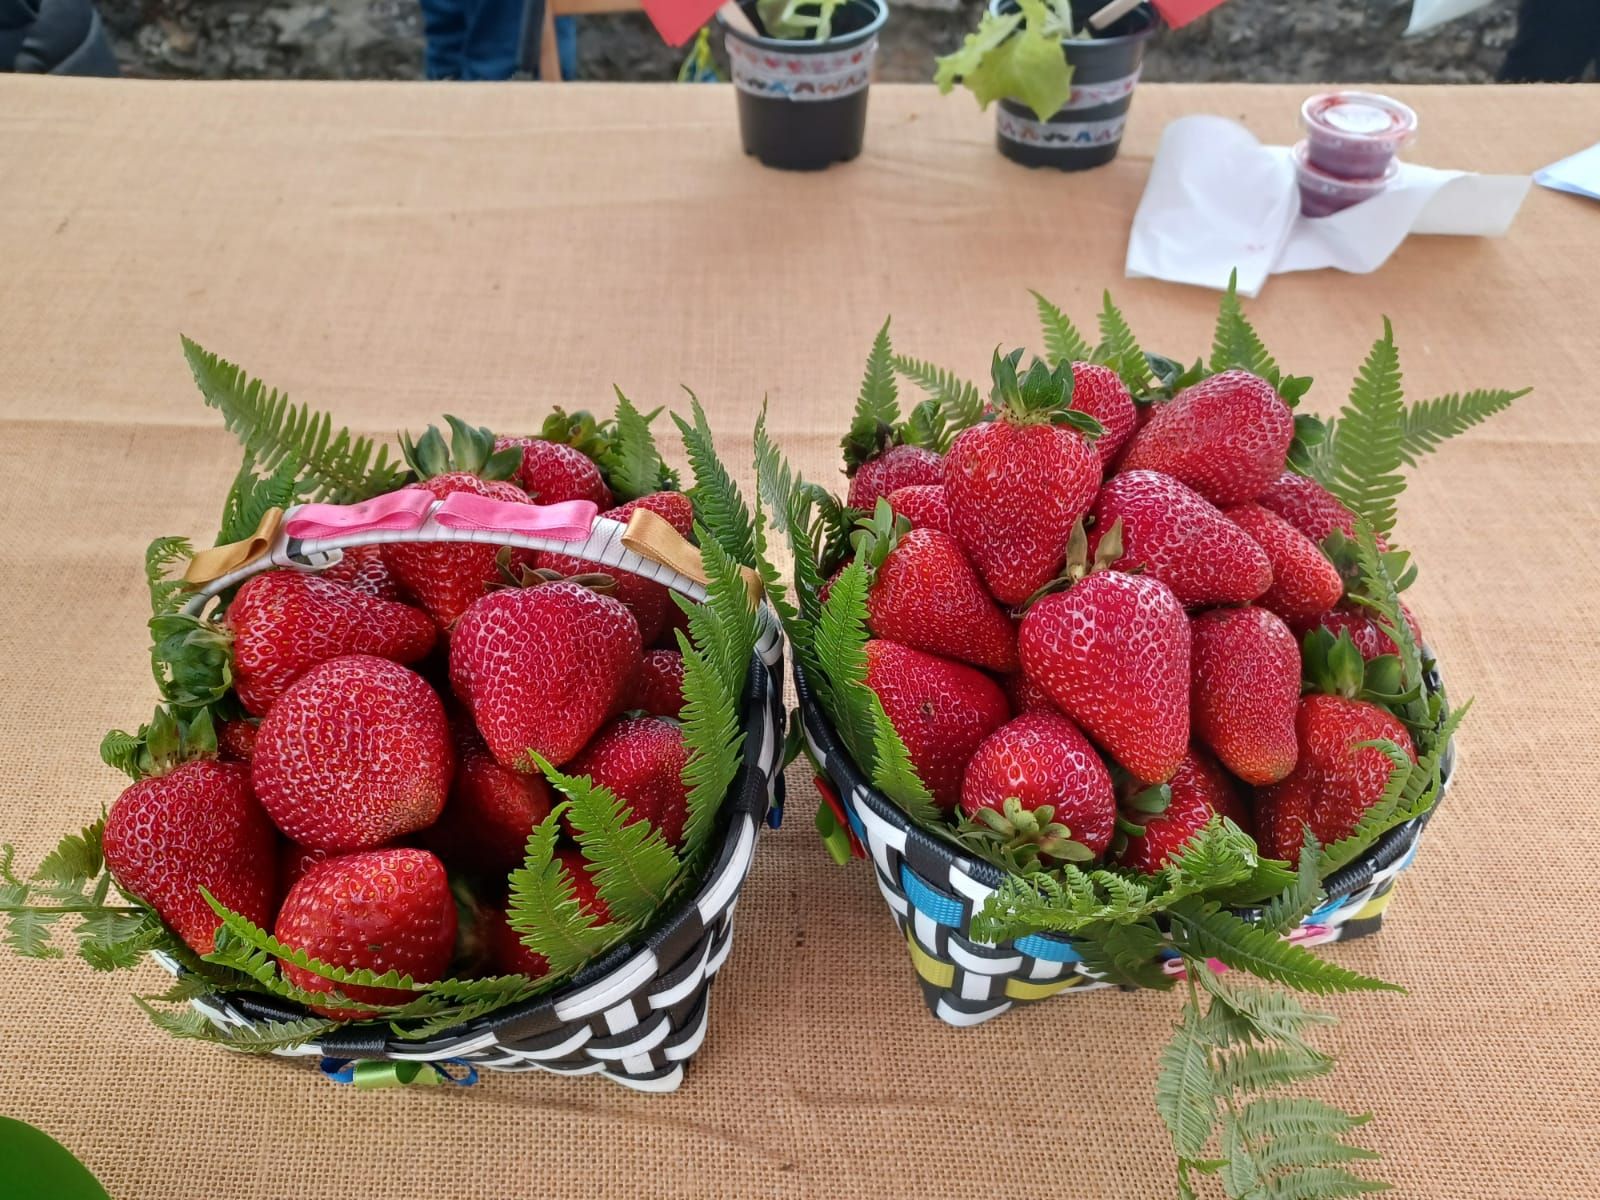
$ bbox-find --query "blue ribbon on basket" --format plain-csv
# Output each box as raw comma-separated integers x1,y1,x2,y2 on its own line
319,1057,478,1089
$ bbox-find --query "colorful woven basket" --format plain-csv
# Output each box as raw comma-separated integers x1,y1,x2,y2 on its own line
160,502,787,1092
795,662,1451,1029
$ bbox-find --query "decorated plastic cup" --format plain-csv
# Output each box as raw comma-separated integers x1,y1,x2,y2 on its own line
1292,141,1398,218
1299,91,1417,179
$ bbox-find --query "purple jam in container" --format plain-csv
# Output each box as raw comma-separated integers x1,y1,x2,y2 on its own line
1300,91,1417,179
1293,141,1398,218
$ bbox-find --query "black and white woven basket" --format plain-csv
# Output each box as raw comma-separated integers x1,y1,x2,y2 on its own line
154,506,786,1092
796,661,1450,1029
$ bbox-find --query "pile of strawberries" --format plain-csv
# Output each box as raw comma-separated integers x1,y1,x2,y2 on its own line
102,421,697,1018
839,354,1418,873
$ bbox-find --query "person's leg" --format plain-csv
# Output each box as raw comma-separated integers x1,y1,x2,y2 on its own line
459,0,526,79
1500,0,1599,82
418,0,469,79
555,15,577,80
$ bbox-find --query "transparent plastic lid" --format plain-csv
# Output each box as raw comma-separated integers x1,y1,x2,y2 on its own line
1300,92,1418,145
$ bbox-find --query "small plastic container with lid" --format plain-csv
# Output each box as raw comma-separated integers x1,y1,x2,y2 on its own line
1299,91,1418,179
1292,141,1398,218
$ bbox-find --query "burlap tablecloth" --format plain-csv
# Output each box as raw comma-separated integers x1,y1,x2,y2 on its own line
1,77,1596,1199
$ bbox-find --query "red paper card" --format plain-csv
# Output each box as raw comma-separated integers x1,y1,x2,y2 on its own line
642,0,726,46
1151,0,1229,29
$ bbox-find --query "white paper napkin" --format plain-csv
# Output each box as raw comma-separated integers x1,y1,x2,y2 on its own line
1534,142,1600,202
1125,115,1532,297
1405,0,1494,36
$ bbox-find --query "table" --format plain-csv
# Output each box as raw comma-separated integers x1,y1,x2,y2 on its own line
2,77,1597,1200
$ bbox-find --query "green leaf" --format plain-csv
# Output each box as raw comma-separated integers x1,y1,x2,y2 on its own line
892,355,985,451
1157,1006,1219,1157
32,820,105,888
3,907,65,958
144,537,195,619
1261,828,1325,935
1033,290,1094,368
1323,322,1407,537
135,997,336,1052
933,10,1024,100
972,25,1073,122
77,908,165,972
1234,1098,1372,1144
1210,271,1281,382
810,559,879,777
1255,1165,1391,1199
598,387,673,502
1168,899,1403,996
866,693,940,827
1073,921,1173,990
534,758,681,928
181,336,406,504
1315,741,1416,877
1397,388,1527,466
842,318,900,471
673,391,756,567
217,452,303,547
506,810,616,981
1211,1042,1332,1096
1095,292,1155,394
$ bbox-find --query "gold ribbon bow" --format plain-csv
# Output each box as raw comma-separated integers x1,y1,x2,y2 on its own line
620,509,763,607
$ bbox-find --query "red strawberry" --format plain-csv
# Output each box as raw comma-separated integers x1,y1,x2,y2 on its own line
1254,470,1366,546
422,722,553,875
1070,362,1137,466
496,436,612,507
1088,471,1271,607
274,848,457,1019
318,545,404,601
1254,695,1417,862
537,491,693,646
217,719,258,763
1005,672,1057,716
278,842,339,896
1119,370,1293,506
960,711,1116,861
1226,502,1344,621
1018,571,1189,783
450,580,641,769
857,507,1017,672
847,444,944,511
253,655,453,851
1190,606,1300,785
945,354,1103,605
629,649,686,718
885,484,956,538
226,570,436,716
863,640,1009,811
487,848,612,980
1292,603,1424,662
567,717,689,847
381,473,536,631
1114,745,1248,873
103,758,278,956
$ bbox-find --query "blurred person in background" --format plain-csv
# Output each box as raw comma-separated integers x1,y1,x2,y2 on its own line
0,0,117,74
1500,0,1600,81
420,0,576,79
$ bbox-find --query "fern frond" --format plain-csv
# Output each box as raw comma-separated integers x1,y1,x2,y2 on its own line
181,336,405,504
1210,272,1280,380
1398,388,1527,466
1261,829,1325,934
842,318,900,471
1315,742,1415,877
31,819,105,886
217,453,303,547
506,810,615,980
135,997,335,1052
145,537,195,618
673,390,755,566
867,693,940,827
600,387,673,501
1073,921,1173,990
1157,1007,1219,1157
810,559,878,776
1094,292,1154,394
1168,899,1403,995
892,354,984,449
1031,290,1095,368
1212,1043,1332,1096
1234,1098,1372,1144
1324,322,1407,537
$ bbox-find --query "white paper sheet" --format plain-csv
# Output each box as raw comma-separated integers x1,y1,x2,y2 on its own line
1125,115,1532,296
1534,142,1600,202
1405,0,1495,36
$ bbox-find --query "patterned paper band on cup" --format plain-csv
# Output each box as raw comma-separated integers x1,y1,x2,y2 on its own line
995,109,1129,149
1060,68,1142,112
727,37,878,102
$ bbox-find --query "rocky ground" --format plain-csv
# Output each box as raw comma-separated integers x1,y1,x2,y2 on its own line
97,0,1519,83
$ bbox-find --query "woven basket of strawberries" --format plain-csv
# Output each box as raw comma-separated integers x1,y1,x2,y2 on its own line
1,343,784,1094
760,287,1521,1191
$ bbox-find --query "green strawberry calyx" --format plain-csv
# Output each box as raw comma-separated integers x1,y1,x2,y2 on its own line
1300,627,1420,709
957,796,1094,873
848,499,912,575
100,705,220,782
537,407,613,463
400,415,522,483
1019,517,1125,608
989,348,1104,440
491,549,619,598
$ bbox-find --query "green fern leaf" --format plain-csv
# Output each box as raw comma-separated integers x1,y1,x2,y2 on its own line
387,976,536,1040
1348,519,1423,690
1261,829,1325,934
892,354,984,449
2,907,65,958
1235,1098,1372,1144
1094,292,1154,394
842,318,900,471
1157,1007,1220,1158
810,559,879,776
1324,322,1407,536
1315,742,1416,877
1252,1136,1381,1176
1220,1108,1266,1198
599,387,673,501
78,908,165,972
753,412,824,667
140,974,217,1006
135,997,336,1052
31,820,105,886
181,336,406,504
867,693,940,827
1257,1165,1391,1199
217,452,303,547
506,809,615,979
1169,899,1403,995
1397,388,1527,466
1210,271,1281,381
1212,1042,1332,1096
1032,290,1095,368
145,536,195,618
672,390,755,566
1073,922,1172,990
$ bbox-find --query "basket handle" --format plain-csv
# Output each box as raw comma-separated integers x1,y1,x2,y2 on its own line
621,508,764,606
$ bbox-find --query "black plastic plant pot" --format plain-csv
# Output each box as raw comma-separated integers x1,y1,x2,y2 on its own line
989,0,1158,172
794,660,1452,1027
718,0,889,171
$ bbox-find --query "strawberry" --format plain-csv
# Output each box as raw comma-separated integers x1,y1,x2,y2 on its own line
1226,502,1344,621
655,595,695,649
1005,672,1057,717
537,490,693,646
566,717,689,847
1190,606,1300,785
226,570,436,716
1087,471,1271,607
274,848,457,1019
629,649,686,718
486,848,611,980
103,754,278,956
495,436,612,507
855,502,1017,673
278,842,339,896
885,484,956,539
450,579,641,769
253,655,453,851
863,640,1009,811
1113,745,1248,873
217,718,258,763
945,352,1103,605
318,544,404,602
1017,571,1189,783
1292,603,1424,662
1254,695,1417,863
959,711,1116,862
1119,370,1293,506
422,722,553,876
1254,470,1366,546
847,444,944,512
1069,361,1137,466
